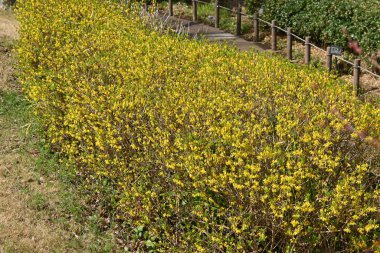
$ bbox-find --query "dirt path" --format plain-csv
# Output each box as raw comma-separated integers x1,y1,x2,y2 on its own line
166,15,269,52
0,10,17,91
166,12,380,97
0,101,70,252
0,9,72,253
0,10,18,39
0,10,120,253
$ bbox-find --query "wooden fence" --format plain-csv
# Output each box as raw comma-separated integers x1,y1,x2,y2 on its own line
165,0,380,97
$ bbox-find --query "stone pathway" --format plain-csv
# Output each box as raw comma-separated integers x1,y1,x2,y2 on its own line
167,16,269,52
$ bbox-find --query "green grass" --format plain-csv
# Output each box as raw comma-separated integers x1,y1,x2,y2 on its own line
0,89,126,252
0,28,128,247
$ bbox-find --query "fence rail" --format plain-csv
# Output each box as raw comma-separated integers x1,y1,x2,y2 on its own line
164,0,380,96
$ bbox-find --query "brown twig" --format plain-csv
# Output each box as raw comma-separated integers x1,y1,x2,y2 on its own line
331,106,380,148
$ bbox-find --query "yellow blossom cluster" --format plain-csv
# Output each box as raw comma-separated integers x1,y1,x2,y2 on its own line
16,0,380,251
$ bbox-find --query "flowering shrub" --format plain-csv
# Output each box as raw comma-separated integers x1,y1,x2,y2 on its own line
16,0,380,251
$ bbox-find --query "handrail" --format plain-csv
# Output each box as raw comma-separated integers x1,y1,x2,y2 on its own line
195,0,210,5
291,34,306,43
275,26,287,34
149,3,380,148
257,17,272,26
189,0,379,82
218,5,231,12
335,56,355,66
360,67,380,78
309,43,326,53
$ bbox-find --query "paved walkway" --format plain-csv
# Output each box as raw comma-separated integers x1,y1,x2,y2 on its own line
167,16,269,52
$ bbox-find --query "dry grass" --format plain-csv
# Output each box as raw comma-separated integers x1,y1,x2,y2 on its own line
0,124,70,252
0,10,18,40
0,11,121,253
0,45,17,91
0,94,120,252
0,10,18,91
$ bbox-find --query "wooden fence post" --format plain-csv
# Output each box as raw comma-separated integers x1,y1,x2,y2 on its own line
271,20,277,51
253,12,259,42
143,1,148,11
305,36,311,65
215,0,220,28
353,59,361,96
326,46,332,71
236,0,242,35
192,0,197,21
287,27,292,60
168,0,173,16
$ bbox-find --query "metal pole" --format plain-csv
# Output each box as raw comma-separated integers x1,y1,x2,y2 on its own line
192,0,197,21
215,0,220,28
253,12,259,42
271,20,277,51
287,27,292,60
305,36,311,65
326,46,332,71
353,59,361,96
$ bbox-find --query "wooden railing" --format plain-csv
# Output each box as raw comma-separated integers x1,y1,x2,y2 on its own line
164,0,380,97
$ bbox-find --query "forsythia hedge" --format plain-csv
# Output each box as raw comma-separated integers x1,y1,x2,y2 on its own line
16,0,380,251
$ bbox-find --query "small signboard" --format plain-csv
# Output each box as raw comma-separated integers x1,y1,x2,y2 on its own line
330,46,343,56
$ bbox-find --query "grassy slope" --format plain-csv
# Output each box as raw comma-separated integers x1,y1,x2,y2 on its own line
0,9,123,253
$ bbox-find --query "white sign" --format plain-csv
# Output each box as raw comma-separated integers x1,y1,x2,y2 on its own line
330,46,343,56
